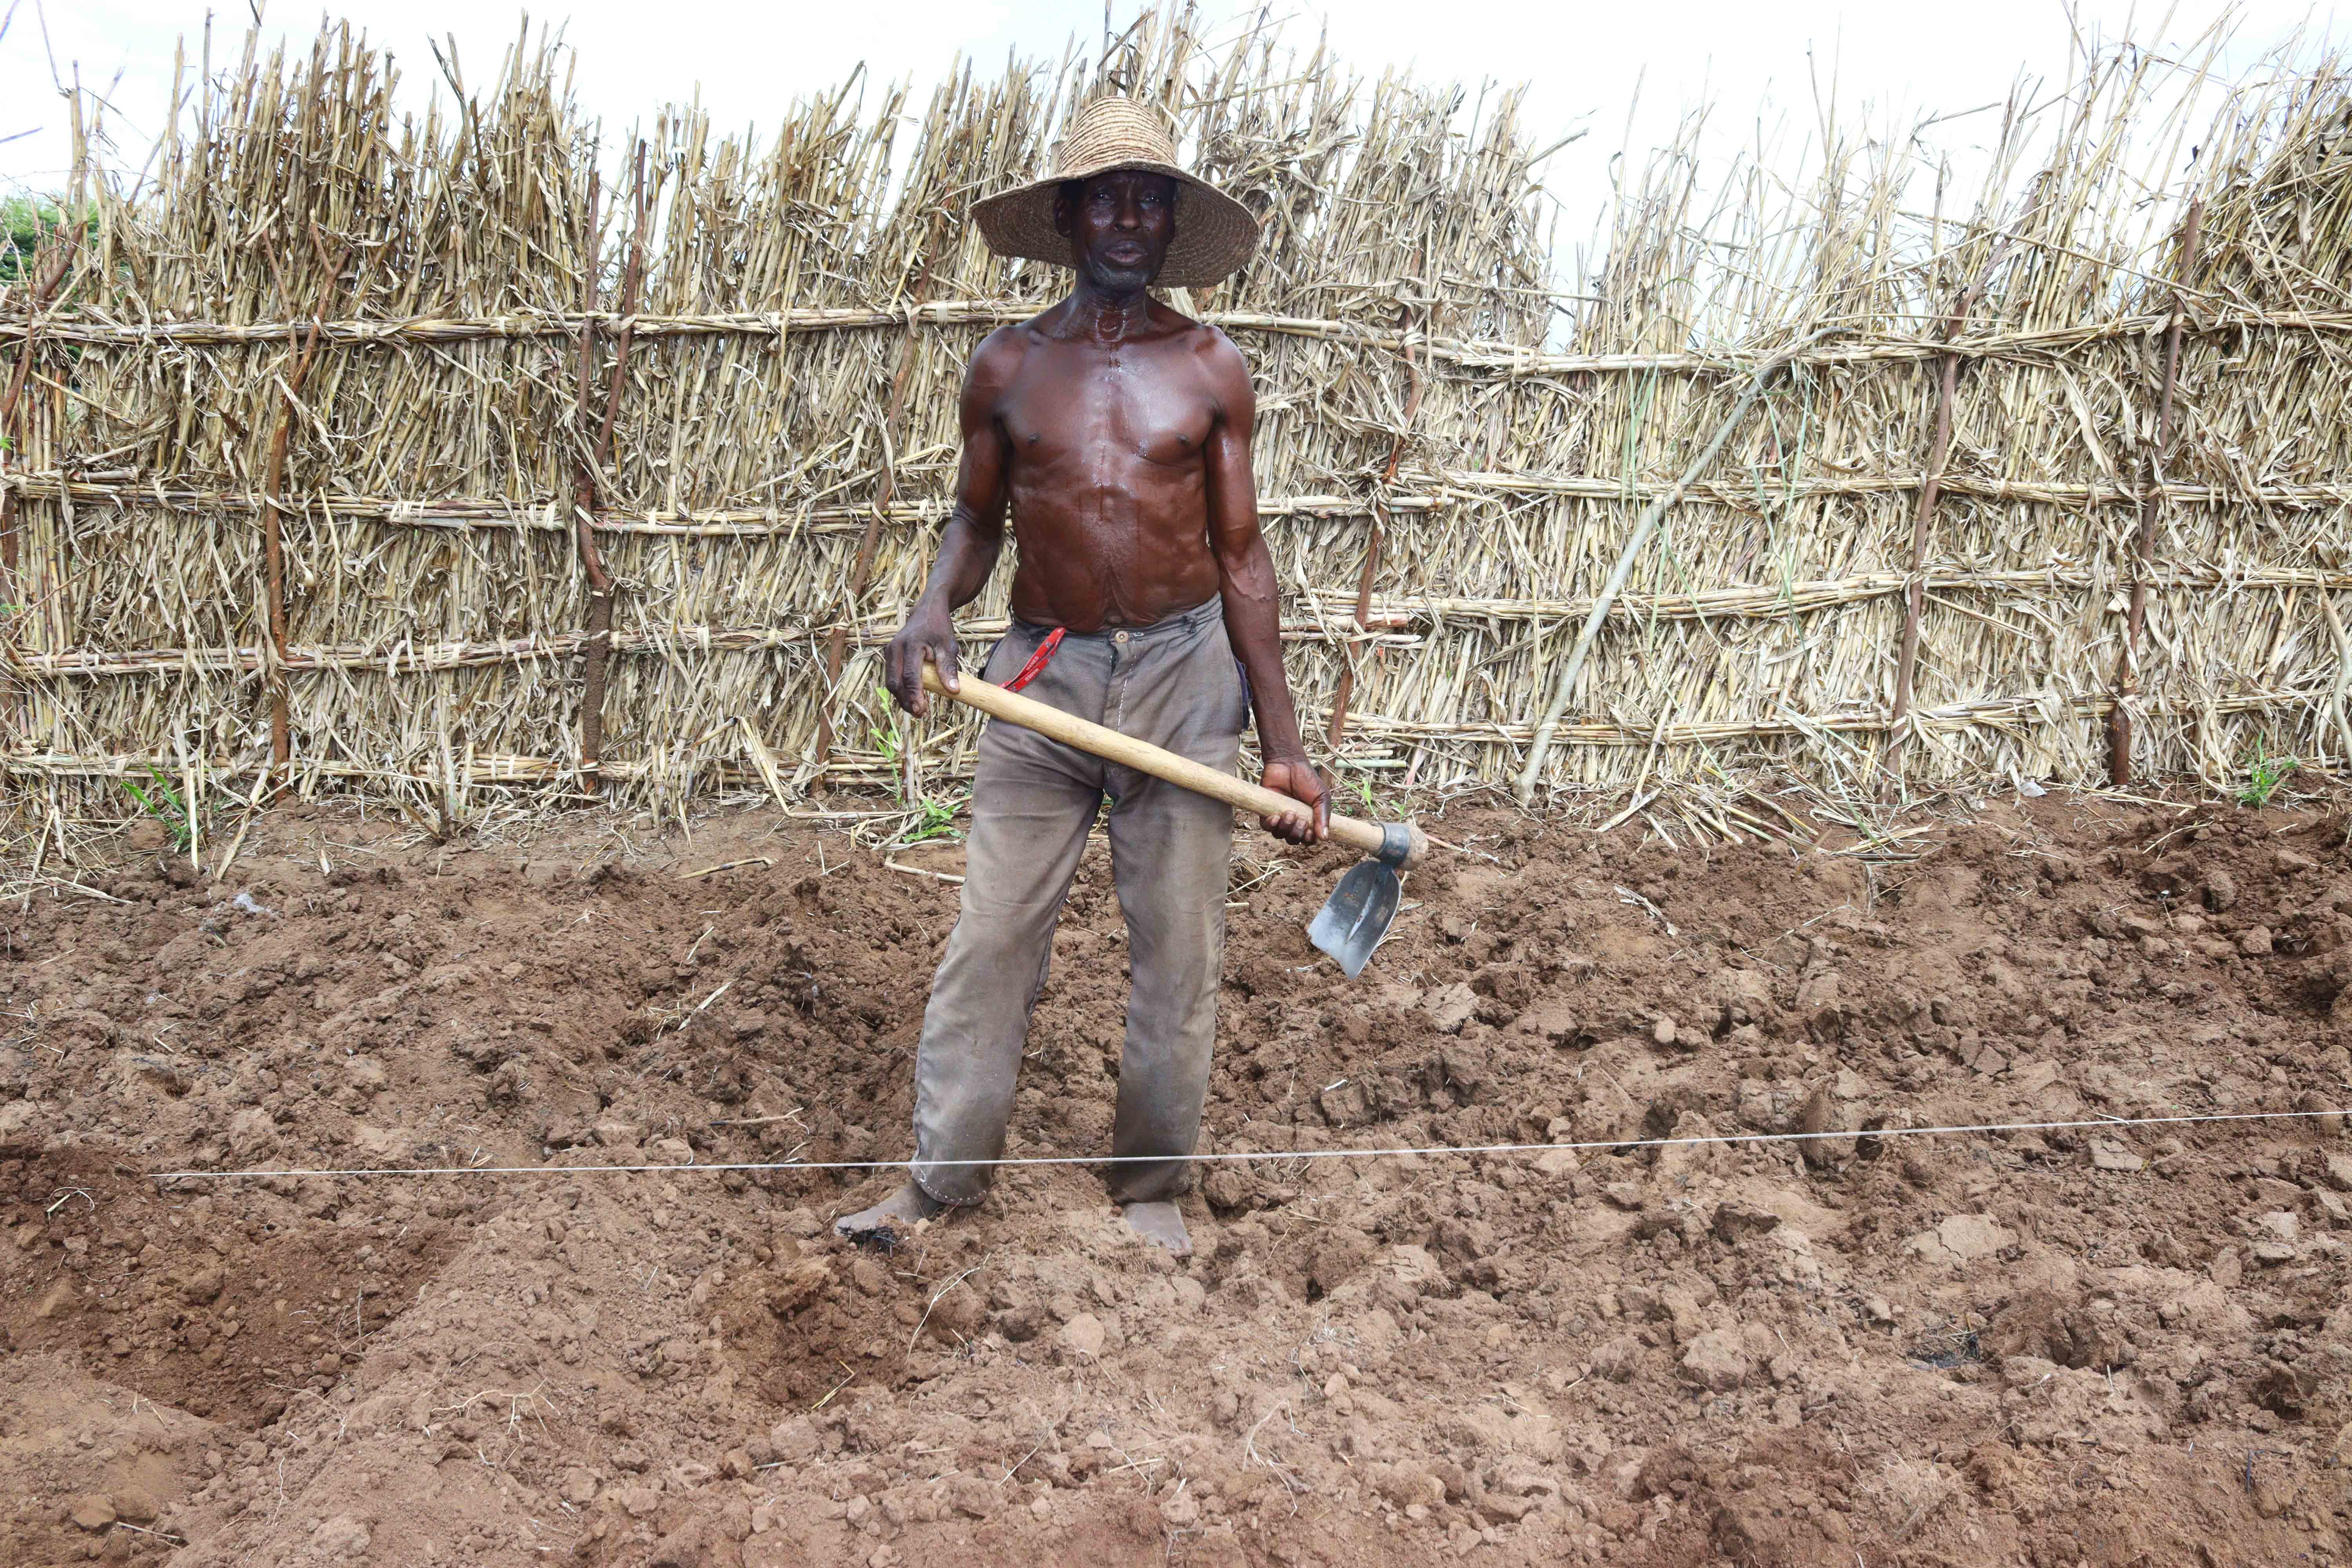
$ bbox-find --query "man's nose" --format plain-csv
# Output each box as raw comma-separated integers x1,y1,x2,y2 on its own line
1113,191,1143,229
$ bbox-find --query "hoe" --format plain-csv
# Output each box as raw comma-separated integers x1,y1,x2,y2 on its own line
922,663,1426,976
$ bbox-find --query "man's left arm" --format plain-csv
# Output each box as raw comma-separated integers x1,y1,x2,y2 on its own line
1202,331,1328,846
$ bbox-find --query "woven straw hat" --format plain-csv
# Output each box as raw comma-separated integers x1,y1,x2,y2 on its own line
973,97,1260,288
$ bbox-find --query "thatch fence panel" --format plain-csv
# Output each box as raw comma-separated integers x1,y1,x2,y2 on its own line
2124,73,2352,784
5,7,2352,826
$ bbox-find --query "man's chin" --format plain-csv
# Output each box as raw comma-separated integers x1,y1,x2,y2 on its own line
1084,259,1161,292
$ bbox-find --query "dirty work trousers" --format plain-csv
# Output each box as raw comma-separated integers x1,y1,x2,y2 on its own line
909,594,1246,1207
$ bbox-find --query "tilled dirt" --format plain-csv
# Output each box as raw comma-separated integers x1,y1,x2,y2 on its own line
3,791,2351,1568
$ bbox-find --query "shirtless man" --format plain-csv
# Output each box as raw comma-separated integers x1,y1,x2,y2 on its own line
834,98,1327,1257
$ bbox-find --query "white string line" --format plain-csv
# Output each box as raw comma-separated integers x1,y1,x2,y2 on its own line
145,1106,2347,1182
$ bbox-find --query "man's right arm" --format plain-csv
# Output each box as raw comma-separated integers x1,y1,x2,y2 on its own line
884,332,1017,717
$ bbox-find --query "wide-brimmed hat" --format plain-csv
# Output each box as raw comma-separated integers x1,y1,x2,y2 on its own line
972,97,1260,288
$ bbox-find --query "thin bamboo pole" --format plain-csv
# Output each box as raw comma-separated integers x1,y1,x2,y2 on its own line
18,563,2352,677
7,302,2347,363
15,470,2352,524
1513,331,1833,802
2,681,2321,783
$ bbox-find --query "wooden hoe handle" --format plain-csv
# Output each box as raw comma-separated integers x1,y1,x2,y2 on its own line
921,663,1425,867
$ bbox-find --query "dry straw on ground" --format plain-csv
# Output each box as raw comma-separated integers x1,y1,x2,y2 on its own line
2,7,2350,836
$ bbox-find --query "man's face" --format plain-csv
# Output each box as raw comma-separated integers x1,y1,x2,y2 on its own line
1053,170,1178,291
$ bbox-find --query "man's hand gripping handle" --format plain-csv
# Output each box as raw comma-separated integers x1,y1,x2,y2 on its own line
918,660,1423,865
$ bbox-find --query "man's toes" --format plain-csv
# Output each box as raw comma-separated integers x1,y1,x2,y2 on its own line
835,1182,947,1242
1122,1201,1191,1256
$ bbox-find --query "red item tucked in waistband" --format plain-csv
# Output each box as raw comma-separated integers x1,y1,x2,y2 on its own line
1003,627,1065,692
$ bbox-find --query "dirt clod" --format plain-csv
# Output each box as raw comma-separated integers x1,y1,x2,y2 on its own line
66,1495,116,1532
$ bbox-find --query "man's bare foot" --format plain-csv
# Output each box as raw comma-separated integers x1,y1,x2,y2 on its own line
1122,1200,1191,1256
835,1181,945,1242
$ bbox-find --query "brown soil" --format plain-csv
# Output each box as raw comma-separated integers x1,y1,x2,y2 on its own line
4,792,2352,1568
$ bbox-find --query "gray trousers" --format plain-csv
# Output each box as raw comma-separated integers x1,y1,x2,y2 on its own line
909,595,1245,1206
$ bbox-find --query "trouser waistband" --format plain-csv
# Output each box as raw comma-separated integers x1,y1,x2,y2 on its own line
1010,593,1224,646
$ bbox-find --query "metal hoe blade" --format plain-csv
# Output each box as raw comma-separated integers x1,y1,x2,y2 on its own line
1308,859,1403,979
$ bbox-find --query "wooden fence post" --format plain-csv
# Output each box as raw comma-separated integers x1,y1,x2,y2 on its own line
2110,198,2202,786
1884,231,2024,782
1887,348,1960,739
0,222,83,720
572,145,652,793
816,216,948,779
1326,301,1424,751
258,234,351,779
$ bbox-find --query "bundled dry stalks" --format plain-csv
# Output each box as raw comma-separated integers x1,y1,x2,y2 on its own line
2,7,2349,836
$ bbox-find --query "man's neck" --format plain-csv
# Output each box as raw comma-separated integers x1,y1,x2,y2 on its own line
1066,281,1152,345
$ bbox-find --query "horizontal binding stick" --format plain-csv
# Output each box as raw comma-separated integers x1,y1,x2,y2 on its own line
919,663,1423,867
18,472,2352,526
9,303,2346,370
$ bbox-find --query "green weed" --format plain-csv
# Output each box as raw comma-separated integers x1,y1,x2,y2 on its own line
868,684,906,762
121,765,196,851
2235,733,2299,808
869,686,965,845
902,798,960,845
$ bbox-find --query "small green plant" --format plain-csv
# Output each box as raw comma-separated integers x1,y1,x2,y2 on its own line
121,765,195,851
2235,733,2299,808
902,798,960,845
868,684,906,775
869,688,964,846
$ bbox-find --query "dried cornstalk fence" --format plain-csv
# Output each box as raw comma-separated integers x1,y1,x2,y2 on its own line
4,10,2351,833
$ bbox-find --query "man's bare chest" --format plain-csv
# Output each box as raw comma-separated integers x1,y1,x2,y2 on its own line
999,344,1215,473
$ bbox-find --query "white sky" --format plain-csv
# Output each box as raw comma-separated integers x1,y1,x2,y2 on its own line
3,0,2344,251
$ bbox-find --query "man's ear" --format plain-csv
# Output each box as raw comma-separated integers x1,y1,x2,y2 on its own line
1051,191,1074,239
